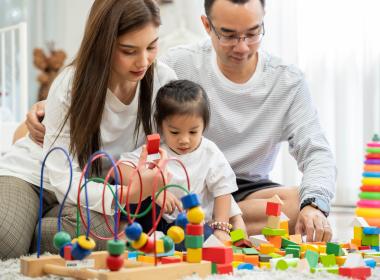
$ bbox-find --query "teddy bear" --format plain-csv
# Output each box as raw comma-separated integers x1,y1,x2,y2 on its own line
33,42,66,101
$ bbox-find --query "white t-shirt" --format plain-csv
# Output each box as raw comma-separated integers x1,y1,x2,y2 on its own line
120,137,242,223
0,61,177,215
160,39,336,207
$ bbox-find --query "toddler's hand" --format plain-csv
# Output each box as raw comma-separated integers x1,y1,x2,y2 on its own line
213,229,231,243
155,191,183,214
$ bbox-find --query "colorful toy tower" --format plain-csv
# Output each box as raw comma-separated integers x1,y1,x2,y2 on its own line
355,134,380,227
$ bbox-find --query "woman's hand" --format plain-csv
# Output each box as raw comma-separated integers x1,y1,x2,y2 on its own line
26,100,46,146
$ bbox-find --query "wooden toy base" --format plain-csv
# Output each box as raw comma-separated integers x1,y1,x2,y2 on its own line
20,251,211,280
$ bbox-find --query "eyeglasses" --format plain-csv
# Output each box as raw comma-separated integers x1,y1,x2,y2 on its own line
208,18,265,46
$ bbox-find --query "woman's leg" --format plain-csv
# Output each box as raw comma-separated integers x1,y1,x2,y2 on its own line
0,176,40,259
32,204,127,254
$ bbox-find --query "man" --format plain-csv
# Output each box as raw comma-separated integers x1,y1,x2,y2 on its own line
25,0,335,241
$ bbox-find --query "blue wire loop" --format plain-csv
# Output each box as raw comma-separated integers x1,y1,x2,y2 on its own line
37,147,73,258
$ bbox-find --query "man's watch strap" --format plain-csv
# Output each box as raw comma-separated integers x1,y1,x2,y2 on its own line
300,197,329,217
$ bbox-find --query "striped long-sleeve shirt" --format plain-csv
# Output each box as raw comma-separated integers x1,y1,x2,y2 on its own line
160,38,336,207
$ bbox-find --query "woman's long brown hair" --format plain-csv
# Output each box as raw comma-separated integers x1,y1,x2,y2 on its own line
62,0,160,175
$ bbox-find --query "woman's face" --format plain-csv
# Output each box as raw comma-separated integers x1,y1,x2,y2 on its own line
111,22,159,83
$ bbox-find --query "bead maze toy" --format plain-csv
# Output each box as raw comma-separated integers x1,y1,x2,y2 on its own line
20,136,211,279
356,134,380,227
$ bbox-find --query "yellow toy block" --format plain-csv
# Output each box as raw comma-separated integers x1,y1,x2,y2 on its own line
306,244,319,253
137,255,155,264
267,215,281,229
300,244,308,253
259,243,275,254
289,234,302,244
187,248,202,263
259,262,271,269
232,261,243,268
319,245,326,254
233,253,245,262
280,220,289,234
187,206,205,224
174,251,184,261
354,226,363,240
155,239,164,254
335,256,347,266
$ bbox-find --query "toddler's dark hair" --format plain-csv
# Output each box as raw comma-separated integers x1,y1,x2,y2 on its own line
154,79,210,131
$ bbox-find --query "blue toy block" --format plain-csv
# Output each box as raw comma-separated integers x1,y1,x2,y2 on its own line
364,258,377,268
125,222,143,241
371,246,379,251
237,263,254,270
363,227,380,235
181,193,201,209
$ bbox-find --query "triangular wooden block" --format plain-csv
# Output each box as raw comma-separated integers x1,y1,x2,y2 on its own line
351,217,369,227
268,194,284,205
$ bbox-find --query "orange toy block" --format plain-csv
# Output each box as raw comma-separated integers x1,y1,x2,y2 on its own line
202,247,233,264
266,202,281,216
259,243,275,254
233,253,245,262
244,255,259,266
137,255,155,264
216,263,233,274
267,215,281,229
267,236,282,248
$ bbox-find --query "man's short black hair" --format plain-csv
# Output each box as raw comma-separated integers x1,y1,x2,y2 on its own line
204,0,265,16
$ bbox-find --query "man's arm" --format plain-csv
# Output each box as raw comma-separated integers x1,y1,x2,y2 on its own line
282,74,336,241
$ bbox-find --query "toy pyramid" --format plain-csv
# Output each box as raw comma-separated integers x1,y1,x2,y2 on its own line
355,134,380,227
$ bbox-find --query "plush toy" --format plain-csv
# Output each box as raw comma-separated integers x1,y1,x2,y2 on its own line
33,42,66,101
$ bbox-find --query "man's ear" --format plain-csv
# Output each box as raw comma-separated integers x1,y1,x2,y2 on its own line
201,15,212,35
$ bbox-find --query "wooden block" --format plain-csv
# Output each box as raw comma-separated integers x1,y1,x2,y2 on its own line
262,227,286,236
186,224,203,235
244,255,259,266
230,229,245,243
187,248,202,263
289,234,302,244
185,235,204,249
354,226,363,240
279,220,289,234
242,247,259,255
155,239,164,254
285,247,300,258
202,247,233,264
216,263,233,274
137,255,155,264
305,250,320,268
339,267,371,279
146,134,160,154
320,254,336,267
326,242,343,256
335,256,347,266
232,261,243,268
267,215,281,229
233,239,252,248
266,202,281,216
267,236,282,248
259,262,271,269
233,253,245,262
268,195,284,205
161,256,181,264
281,237,298,249
259,243,275,254
97,261,212,280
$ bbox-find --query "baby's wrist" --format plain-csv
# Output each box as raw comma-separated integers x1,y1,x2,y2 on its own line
209,221,232,234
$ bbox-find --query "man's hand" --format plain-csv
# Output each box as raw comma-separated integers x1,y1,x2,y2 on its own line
155,191,182,214
295,205,332,242
26,100,46,146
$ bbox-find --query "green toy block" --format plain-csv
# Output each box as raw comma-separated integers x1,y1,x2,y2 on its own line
362,234,372,246
320,254,336,267
242,247,259,255
287,244,301,250
232,246,243,254
262,227,286,236
326,242,343,256
268,252,283,258
311,266,339,274
371,235,379,246
185,235,203,249
281,238,298,249
211,263,217,274
230,229,245,243
285,247,300,258
305,250,319,268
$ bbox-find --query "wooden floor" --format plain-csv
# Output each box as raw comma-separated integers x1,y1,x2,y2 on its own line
329,206,356,242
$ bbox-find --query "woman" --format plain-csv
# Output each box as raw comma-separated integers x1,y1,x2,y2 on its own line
0,0,175,259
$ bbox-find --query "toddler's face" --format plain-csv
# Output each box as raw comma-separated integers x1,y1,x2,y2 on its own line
161,114,204,155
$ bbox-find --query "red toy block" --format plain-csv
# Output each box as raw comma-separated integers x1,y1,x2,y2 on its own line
161,256,181,264
233,239,252,248
63,245,72,260
339,267,371,280
186,224,204,235
202,247,233,264
266,202,281,216
146,134,160,154
358,246,371,250
216,263,233,275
